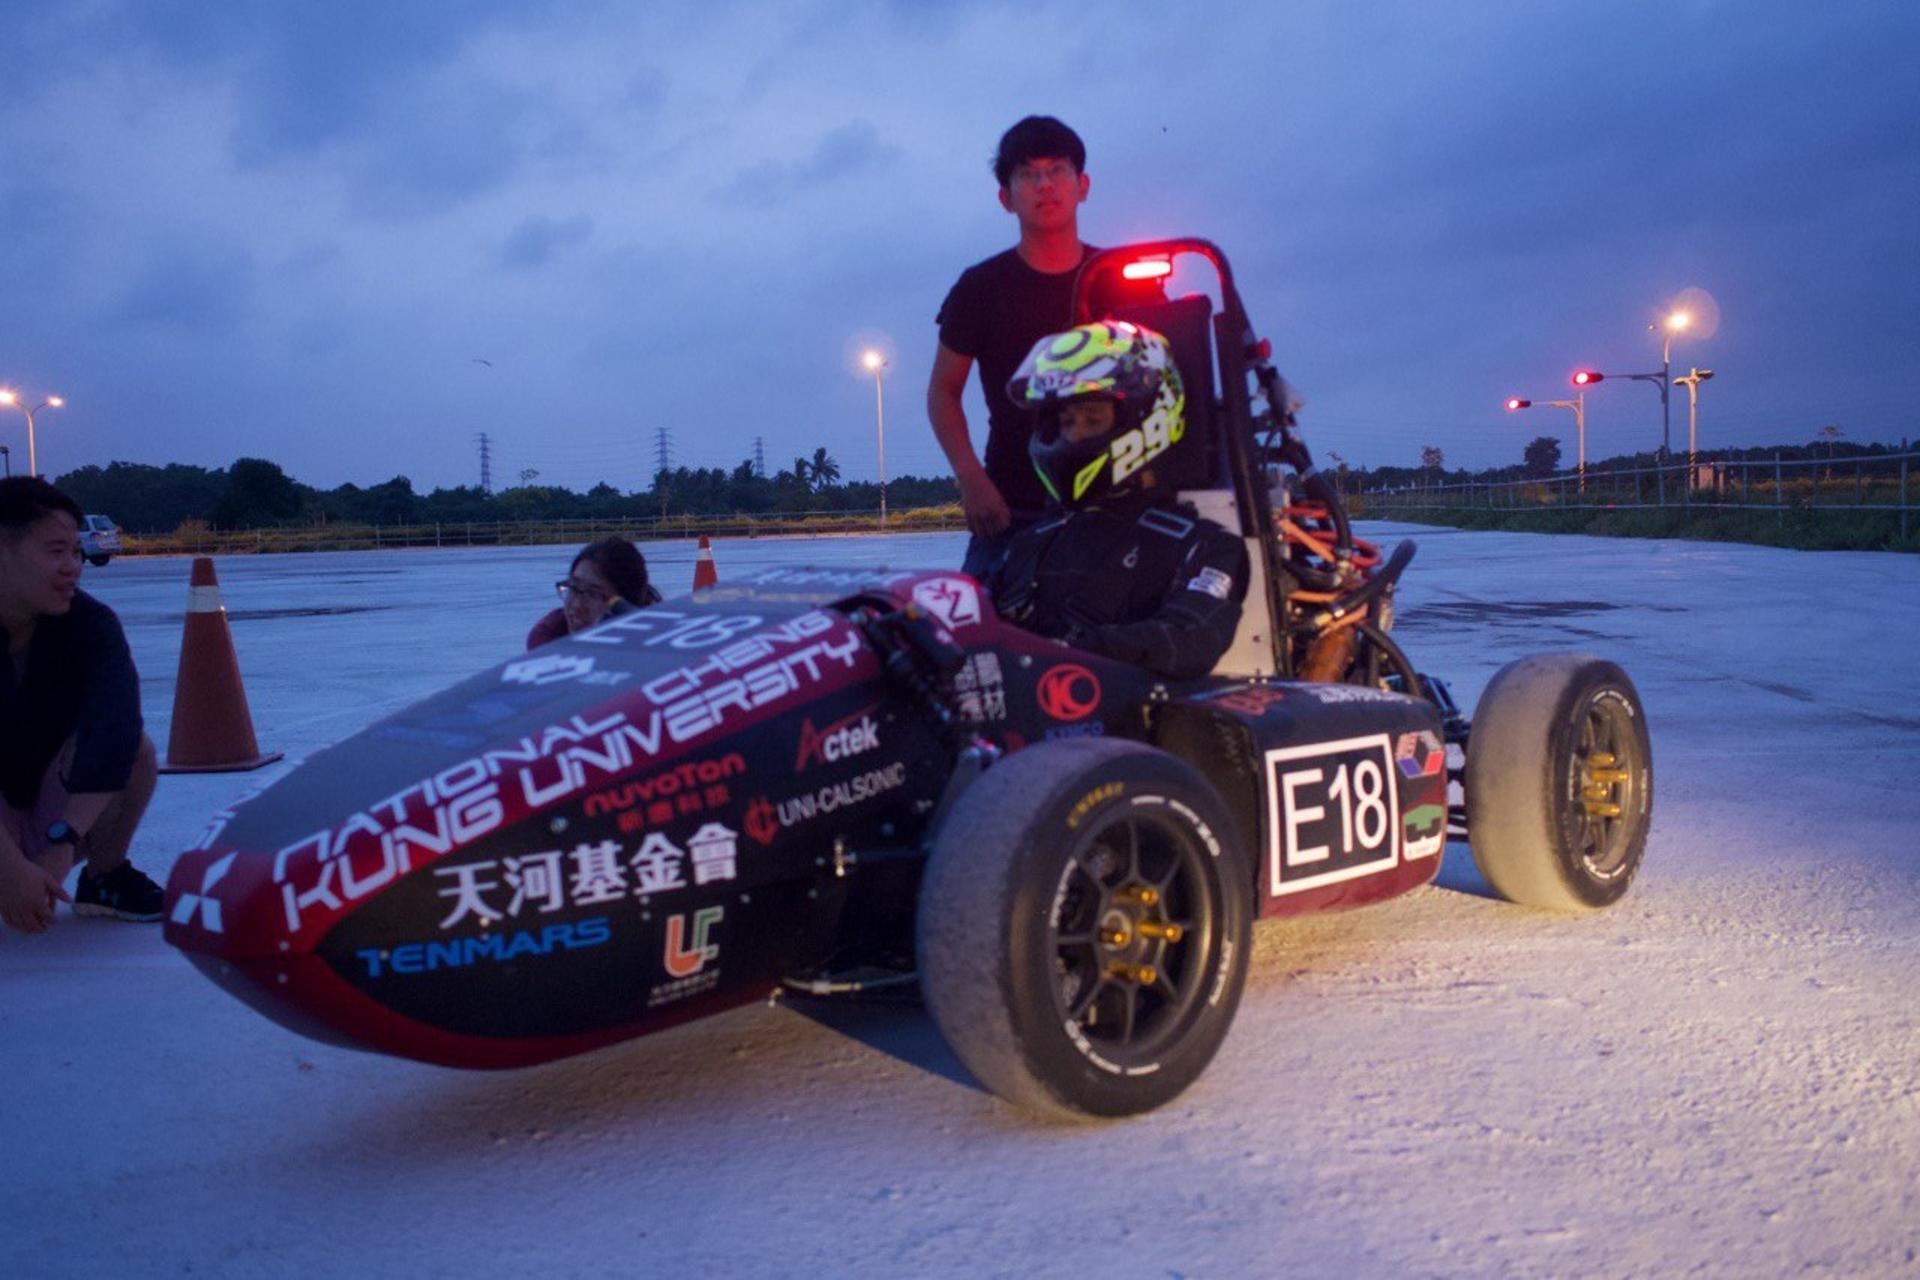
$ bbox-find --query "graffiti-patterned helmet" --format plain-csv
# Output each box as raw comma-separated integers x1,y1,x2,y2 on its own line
1010,320,1186,506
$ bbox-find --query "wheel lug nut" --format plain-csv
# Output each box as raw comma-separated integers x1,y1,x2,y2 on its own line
1135,920,1183,942
1099,928,1131,947
1108,963,1157,986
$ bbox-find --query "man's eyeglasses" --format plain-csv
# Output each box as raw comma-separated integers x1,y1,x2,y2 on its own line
556,579,611,604
1010,161,1076,189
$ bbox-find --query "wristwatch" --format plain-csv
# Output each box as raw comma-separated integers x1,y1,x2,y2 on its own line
45,820,80,848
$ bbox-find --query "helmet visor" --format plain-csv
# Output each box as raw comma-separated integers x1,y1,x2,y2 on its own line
1056,398,1116,444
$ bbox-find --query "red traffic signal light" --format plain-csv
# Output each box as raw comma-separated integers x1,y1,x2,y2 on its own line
1505,397,1531,410
1571,370,1604,387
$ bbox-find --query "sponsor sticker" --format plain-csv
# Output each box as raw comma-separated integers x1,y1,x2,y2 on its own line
1394,730,1446,780
651,907,724,1006
430,827,741,930
794,705,881,771
742,762,911,845
1210,685,1287,717
356,917,612,978
776,762,909,827
1264,734,1400,896
584,754,744,835
1037,664,1101,722
1187,566,1234,601
169,851,238,933
1403,803,1446,860
1291,683,1409,705
953,652,1007,723
501,653,632,688
743,796,780,847
911,577,983,630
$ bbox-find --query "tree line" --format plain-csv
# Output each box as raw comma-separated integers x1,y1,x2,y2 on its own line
1341,433,1909,492
53,455,962,535
52,431,1906,534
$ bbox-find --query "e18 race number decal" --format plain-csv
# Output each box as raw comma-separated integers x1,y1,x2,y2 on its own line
1264,734,1400,896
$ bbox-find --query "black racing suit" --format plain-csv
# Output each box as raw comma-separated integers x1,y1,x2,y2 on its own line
984,494,1249,680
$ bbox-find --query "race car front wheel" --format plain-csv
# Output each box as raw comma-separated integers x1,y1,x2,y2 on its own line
1465,653,1653,911
918,737,1252,1121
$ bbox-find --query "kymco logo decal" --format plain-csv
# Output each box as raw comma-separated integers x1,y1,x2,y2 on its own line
1037,664,1101,722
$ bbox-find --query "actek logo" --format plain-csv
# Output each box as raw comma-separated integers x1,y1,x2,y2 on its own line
794,706,880,770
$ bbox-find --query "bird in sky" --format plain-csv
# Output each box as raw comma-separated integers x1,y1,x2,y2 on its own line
472,358,493,368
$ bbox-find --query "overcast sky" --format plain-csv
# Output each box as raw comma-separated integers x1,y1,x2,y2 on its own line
3,0,1916,494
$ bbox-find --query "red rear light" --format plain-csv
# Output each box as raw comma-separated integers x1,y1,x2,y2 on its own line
1121,258,1173,280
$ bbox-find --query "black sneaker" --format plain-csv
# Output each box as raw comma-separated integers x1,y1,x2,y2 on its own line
73,863,165,922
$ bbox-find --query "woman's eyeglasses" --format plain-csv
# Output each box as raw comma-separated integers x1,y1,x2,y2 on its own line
556,579,611,604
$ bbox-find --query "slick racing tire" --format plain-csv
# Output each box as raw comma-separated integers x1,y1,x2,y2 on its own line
918,737,1252,1122
1465,654,1653,911
87,555,110,567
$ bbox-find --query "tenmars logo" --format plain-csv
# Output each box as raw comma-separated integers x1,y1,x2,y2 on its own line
794,705,881,769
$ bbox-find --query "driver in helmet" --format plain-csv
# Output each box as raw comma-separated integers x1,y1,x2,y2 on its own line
983,320,1248,680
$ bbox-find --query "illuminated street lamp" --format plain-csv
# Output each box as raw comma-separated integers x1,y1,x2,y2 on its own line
0,388,64,477
1506,390,1588,491
861,350,889,528
1673,367,1715,477
1648,309,1690,456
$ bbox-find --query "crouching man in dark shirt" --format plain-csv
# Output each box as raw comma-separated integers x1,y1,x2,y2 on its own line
985,321,1248,680
1,477,161,933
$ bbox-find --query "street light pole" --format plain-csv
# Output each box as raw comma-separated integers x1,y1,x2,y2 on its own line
0,389,65,477
861,350,889,528
1650,311,1690,458
1674,368,1715,482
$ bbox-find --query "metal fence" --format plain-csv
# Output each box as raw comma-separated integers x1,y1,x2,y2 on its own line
119,506,966,557
1359,449,1916,540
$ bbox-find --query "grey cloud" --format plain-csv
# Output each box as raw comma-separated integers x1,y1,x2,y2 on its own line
501,214,596,269
343,78,540,218
109,241,255,333
721,122,901,207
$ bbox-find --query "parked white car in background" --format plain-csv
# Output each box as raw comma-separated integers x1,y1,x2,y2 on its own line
80,513,122,565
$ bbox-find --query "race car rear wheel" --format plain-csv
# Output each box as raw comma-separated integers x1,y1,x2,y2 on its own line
1465,653,1652,911
918,737,1252,1121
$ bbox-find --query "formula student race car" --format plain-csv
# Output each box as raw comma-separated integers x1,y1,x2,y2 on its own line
164,239,1653,1121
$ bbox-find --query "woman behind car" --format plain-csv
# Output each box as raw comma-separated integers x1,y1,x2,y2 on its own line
526,537,662,649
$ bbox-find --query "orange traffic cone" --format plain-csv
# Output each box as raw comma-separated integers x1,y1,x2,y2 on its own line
159,558,284,774
692,535,719,590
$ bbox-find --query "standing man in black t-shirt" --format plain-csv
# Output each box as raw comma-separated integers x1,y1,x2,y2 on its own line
930,116,1097,578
